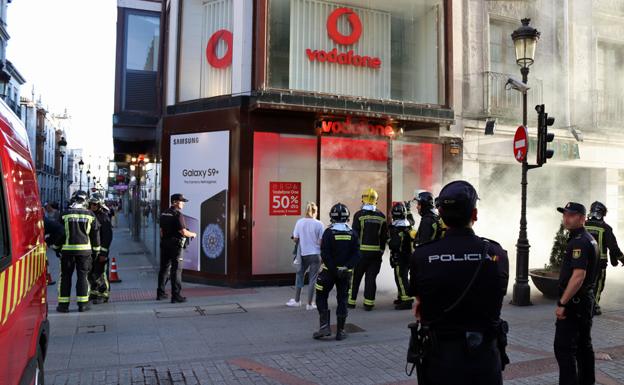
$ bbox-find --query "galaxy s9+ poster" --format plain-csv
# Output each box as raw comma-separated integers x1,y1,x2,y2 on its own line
200,189,227,274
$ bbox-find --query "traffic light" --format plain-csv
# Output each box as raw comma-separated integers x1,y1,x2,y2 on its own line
536,104,555,165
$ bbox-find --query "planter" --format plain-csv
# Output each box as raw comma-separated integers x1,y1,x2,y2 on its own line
529,269,560,299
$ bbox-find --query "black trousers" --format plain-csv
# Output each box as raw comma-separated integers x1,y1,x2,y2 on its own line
594,263,607,304
424,338,502,385
158,240,183,297
392,254,412,303
315,269,350,317
554,301,595,385
89,256,110,299
348,253,382,307
58,254,91,304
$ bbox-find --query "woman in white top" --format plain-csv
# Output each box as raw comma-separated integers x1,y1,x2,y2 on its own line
286,202,324,310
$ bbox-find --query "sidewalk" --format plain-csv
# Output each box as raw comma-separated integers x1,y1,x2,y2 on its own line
45,219,624,385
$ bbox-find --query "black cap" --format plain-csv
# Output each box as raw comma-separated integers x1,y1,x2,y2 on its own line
437,180,479,211
557,202,586,216
171,193,189,203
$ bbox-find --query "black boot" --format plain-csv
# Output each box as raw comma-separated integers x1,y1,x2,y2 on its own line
594,304,602,316
335,316,347,341
395,301,413,310
78,302,91,312
171,295,187,303
313,310,331,339
56,303,69,313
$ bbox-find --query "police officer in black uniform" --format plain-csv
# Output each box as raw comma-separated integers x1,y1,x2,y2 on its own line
414,191,442,246
409,181,509,384
313,203,360,341
388,202,415,310
585,201,624,316
157,193,196,303
554,202,599,385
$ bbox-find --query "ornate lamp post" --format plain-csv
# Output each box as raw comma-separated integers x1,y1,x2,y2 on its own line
57,137,67,209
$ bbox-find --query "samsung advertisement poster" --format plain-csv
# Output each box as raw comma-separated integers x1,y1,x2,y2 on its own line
170,131,229,274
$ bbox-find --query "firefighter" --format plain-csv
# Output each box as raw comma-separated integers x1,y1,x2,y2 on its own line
585,201,624,316
52,190,100,313
388,202,416,310
414,191,442,246
348,188,387,311
313,203,360,341
88,193,113,304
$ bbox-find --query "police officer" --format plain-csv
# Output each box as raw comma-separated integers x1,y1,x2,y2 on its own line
409,181,509,384
88,193,113,304
414,191,442,246
554,202,599,385
313,203,360,341
585,201,624,316
348,188,387,311
52,190,101,313
388,202,415,310
157,193,196,303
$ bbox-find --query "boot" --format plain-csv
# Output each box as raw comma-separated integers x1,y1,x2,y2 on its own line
395,301,413,310
364,304,374,311
156,292,169,301
335,316,347,341
594,304,602,316
171,295,187,303
78,302,91,312
92,297,103,305
313,310,331,339
393,298,402,305
56,303,69,313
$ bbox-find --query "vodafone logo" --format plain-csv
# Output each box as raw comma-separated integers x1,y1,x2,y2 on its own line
326,8,362,45
206,29,233,69
306,7,382,70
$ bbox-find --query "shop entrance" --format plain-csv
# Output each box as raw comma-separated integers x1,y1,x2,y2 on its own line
319,137,389,225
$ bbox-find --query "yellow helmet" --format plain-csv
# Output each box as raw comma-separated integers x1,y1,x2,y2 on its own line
361,188,379,205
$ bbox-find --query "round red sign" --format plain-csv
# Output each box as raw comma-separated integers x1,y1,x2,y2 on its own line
513,125,529,163
326,8,362,46
206,29,233,69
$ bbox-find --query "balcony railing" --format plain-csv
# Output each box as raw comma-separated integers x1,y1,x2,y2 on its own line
594,90,624,127
484,71,543,122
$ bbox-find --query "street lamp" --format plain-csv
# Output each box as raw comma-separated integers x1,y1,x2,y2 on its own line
86,169,91,196
57,137,67,210
511,18,540,307
78,159,84,191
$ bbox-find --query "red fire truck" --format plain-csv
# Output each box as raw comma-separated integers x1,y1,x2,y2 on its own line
0,99,49,384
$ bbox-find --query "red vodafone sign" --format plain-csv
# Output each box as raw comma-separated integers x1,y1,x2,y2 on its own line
306,7,382,70
206,29,233,69
513,125,529,163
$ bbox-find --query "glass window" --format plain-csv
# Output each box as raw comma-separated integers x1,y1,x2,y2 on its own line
252,133,318,275
126,14,160,72
391,140,443,203
178,0,233,102
267,0,445,104
489,19,516,75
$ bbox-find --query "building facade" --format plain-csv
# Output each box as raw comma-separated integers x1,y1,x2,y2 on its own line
455,0,624,269
160,0,457,286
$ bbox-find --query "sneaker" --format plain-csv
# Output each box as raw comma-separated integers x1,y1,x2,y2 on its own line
306,304,317,311
286,299,301,307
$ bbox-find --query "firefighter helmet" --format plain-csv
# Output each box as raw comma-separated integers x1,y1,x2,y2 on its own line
589,201,607,219
70,190,88,205
391,202,408,220
415,191,435,207
361,188,379,205
89,192,105,206
329,203,350,223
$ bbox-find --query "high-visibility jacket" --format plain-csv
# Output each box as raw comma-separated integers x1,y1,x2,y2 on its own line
53,207,101,256
352,209,388,254
586,218,623,265
94,209,113,258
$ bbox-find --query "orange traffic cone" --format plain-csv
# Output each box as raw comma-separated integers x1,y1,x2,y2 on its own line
109,257,122,283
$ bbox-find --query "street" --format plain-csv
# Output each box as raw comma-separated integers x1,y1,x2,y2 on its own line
43,216,624,385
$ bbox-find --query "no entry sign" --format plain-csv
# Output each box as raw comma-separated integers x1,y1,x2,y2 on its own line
513,125,528,163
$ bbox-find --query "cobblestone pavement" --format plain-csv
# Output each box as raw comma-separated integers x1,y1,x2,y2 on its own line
45,220,624,385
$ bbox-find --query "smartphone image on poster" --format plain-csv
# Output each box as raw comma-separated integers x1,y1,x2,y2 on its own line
200,189,227,274
182,215,200,271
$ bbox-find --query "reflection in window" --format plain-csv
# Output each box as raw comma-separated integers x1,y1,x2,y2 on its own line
126,14,160,72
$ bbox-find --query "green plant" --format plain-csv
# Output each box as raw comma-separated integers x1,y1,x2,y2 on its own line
545,222,568,271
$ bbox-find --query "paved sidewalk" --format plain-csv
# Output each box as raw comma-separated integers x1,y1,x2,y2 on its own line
45,217,624,385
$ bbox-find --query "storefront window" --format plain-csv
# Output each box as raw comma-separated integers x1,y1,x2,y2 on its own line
252,133,318,275
267,0,445,104
391,140,443,203
178,0,233,102
124,12,159,111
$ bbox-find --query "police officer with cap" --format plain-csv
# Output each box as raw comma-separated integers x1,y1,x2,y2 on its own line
313,203,360,341
409,180,509,384
554,202,599,385
585,201,623,316
157,193,196,303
